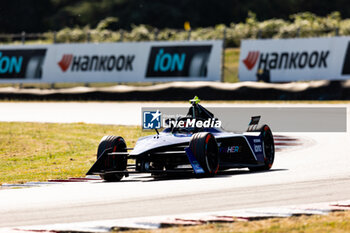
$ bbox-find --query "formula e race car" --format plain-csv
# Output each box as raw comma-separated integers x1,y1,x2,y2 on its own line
86,97,275,181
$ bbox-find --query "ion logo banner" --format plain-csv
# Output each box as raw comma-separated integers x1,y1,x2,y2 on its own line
146,45,212,77
239,37,350,82
0,49,46,79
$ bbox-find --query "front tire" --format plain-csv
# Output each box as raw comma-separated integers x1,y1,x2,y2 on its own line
189,132,219,176
97,135,127,182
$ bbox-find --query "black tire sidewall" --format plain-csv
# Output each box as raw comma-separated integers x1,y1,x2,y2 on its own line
249,125,274,171
97,135,127,181
261,125,274,169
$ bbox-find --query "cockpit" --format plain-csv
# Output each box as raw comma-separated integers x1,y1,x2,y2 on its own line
163,96,221,134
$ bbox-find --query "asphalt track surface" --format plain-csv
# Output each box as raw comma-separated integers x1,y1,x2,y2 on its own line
0,102,349,228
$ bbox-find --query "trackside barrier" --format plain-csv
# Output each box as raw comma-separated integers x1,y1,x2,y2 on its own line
0,40,222,84
0,80,349,100
239,36,350,82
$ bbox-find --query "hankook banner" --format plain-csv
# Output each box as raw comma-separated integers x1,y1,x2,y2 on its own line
0,40,222,83
239,37,350,82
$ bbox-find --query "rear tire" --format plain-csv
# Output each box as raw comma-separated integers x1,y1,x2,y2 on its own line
97,135,127,182
249,125,275,171
189,132,219,176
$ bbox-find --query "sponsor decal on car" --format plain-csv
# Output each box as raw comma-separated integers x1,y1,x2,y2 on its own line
219,146,241,153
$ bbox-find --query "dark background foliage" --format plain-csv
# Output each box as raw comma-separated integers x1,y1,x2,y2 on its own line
1,0,349,33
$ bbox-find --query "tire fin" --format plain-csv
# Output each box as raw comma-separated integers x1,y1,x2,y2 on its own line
185,147,205,174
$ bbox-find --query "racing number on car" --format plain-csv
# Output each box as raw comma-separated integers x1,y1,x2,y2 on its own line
254,144,262,153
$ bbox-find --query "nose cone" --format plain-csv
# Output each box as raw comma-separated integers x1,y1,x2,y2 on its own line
130,133,191,155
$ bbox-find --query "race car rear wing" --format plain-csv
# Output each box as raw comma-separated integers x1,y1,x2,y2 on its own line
247,116,261,132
